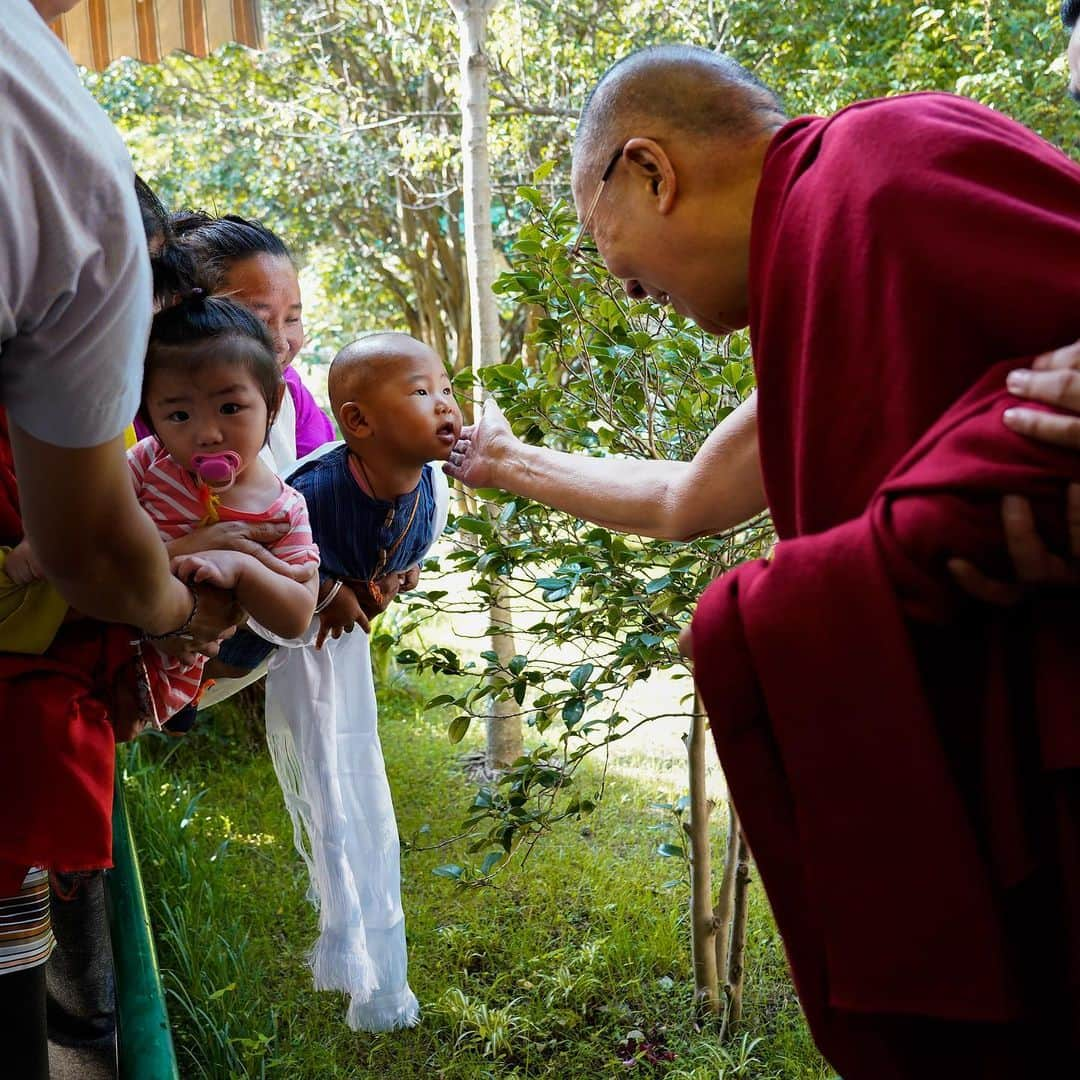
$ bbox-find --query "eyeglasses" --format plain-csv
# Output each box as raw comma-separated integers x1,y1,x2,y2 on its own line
568,144,625,259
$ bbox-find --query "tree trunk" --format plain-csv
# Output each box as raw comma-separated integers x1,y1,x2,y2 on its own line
712,798,739,988
687,690,721,1017
727,829,751,1028
450,0,522,771
485,579,520,771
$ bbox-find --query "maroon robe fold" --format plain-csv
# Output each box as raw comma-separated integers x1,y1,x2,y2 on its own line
692,93,1080,1078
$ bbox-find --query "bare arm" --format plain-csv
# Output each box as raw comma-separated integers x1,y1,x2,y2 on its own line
172,550,318,640
8,422,213,637
445,395,765,541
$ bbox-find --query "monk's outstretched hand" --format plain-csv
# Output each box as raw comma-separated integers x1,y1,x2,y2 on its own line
443,398,515,490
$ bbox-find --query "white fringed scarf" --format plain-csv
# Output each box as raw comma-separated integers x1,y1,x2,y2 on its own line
258,449,449,1031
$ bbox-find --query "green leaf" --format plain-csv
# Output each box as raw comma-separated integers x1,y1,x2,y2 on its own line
568,663,594,690
447,715,471,744
562,698,585,728
206,982,237,1002
433,864,464,880
535,577,566,591
657,843,685,858
533,159,556,182
425,694,457,710
456,517,493,538
508,654,528,676
480,851,504,875
516,186,542,208
644,574,672,595
542,586,572,603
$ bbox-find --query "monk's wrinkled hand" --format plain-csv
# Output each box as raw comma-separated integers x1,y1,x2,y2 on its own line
678,623,694,661
316,580,371,649
1003,339,1080,450
399,564,421,593
948,486,1080,604
443,398,515,490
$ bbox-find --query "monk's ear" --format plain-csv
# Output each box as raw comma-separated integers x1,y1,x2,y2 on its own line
622,137,677,215
338,401,373,440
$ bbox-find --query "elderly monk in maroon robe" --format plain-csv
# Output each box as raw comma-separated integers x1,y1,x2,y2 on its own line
447,44,1080,1079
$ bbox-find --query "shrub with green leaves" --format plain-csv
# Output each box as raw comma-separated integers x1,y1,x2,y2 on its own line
397,184,772,878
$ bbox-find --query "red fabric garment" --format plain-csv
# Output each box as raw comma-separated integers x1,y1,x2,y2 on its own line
750,92,1080,538
692,93,1080,1078
0,410,123,895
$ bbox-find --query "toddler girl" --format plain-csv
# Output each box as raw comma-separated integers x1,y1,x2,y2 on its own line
169,212,335,465
131,291,320,722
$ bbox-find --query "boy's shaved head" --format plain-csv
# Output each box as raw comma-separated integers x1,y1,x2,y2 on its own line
328,332,435,413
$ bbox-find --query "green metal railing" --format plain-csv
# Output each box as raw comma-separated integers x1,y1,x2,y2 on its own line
105,780,180,1080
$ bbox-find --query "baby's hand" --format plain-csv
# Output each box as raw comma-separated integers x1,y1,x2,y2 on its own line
316,581,371,649
171,549,254,591
6,539,43,585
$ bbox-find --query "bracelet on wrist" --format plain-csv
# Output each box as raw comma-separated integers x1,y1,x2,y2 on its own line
314,579,343,615
144,584,199,641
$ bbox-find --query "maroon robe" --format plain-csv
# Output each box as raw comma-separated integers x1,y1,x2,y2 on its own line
691,93,1080,1078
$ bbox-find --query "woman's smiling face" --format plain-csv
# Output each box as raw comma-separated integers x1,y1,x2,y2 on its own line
222,254,304,370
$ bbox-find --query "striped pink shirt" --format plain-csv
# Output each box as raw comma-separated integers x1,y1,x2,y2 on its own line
129,437,319,722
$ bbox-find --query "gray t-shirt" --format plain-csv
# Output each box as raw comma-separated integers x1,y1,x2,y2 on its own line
0,0,150,448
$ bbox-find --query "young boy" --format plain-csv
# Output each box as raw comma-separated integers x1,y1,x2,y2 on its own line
263,333,459,1031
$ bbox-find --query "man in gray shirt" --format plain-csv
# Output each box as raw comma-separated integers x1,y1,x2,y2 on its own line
1,3,240,1075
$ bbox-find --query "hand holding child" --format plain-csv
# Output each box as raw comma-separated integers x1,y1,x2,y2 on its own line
167,519,317,583
5,538,43,585
171,549,258,591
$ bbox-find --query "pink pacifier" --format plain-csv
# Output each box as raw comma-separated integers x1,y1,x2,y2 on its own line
191,451,242,491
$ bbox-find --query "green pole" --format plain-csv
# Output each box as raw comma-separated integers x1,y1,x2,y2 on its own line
105,777,181,1080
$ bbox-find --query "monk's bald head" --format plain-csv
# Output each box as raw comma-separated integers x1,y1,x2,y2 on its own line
328,332,436,413
574,45,786,187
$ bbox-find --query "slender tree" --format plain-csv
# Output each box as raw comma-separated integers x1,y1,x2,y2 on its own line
448,0,523,771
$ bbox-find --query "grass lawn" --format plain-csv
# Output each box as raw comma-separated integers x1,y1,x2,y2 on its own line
122,675,829,1079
